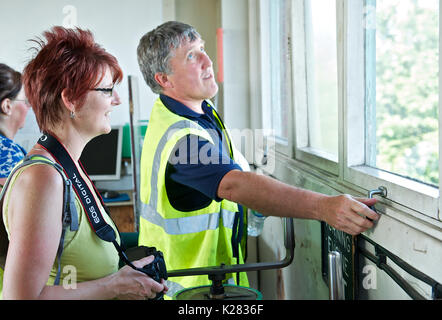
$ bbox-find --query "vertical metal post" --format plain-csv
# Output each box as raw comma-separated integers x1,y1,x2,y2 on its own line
328,251,345,300
127,76,138,231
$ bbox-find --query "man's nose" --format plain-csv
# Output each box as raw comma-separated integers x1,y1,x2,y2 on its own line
201,51,213,69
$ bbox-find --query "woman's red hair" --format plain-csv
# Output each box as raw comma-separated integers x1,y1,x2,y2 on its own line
23,26,123,131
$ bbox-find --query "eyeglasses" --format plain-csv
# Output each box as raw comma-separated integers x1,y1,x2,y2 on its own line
92,86,114,97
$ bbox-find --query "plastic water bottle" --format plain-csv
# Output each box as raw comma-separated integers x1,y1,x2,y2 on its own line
247,210,267,237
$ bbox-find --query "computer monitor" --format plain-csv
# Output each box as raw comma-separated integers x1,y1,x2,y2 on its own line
79,126,123,181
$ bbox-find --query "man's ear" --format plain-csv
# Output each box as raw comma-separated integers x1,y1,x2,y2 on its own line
61,89,75,113
0,98,12,115
154,72,173,90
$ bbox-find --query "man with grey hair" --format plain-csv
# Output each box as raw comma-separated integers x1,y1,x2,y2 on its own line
136,21,379,297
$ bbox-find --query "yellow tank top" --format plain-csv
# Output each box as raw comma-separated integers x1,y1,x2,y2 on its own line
1,162,120,288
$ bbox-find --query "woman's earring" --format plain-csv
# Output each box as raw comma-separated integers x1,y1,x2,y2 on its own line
70,111,75,119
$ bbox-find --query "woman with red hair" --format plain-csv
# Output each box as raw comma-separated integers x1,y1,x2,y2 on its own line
1,26,167,299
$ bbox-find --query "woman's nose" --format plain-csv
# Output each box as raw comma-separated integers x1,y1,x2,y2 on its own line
112,90,121,106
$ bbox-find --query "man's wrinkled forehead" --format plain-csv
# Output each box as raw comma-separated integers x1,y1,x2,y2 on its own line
170,35,203,55
180,33,202,47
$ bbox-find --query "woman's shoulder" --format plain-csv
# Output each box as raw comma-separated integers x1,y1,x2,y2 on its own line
3,157,66,236
9,159,64,193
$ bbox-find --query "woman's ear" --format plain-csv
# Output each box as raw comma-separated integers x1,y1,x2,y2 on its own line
154,72,173,90
61,89,75,113
0,98,12,116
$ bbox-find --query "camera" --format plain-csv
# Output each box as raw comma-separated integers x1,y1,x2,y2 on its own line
124,245,168,299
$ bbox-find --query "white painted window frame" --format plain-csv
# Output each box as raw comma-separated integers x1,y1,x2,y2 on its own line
343,0,440,221
250,0,441,223
250,0,294,160
292,0,341,176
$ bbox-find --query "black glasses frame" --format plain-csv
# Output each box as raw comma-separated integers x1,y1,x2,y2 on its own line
92,86,114,96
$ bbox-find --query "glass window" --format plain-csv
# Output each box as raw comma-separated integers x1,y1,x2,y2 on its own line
304,0,339,160
366,0,439,186
266,0,291,144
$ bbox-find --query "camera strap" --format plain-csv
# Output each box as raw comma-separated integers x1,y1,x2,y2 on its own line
37,132,138,270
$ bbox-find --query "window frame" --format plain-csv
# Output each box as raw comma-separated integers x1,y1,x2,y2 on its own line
251,0,441,223
439,0,442,221
292,0,341,176
343,0,440,221
253,0,294,159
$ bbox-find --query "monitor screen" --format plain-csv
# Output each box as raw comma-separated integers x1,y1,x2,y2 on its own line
79,126,123,181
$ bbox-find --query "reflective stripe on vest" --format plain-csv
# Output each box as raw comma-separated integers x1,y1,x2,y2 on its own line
141,202,236,235
164,280,185,298
147,119,210,212
164,276,236,298
142,118,238,234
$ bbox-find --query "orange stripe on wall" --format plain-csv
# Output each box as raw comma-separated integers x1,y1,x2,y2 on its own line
216,28,224,83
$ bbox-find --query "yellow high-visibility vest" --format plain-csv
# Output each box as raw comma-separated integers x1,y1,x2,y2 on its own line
139,98,248,298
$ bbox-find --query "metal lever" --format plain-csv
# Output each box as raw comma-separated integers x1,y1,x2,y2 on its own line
328,251,345,300
261,136,268,166
368,186,387,199
368,186,387,214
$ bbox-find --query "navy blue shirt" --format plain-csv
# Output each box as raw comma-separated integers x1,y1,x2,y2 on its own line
161,95,242,212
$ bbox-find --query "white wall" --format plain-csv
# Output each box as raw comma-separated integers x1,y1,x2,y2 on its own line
0,0,163,150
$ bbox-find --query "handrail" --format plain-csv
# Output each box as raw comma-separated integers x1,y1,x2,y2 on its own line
358,234,442,300
167,217,295,278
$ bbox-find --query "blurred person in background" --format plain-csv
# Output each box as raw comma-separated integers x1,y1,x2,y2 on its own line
0,63,31,187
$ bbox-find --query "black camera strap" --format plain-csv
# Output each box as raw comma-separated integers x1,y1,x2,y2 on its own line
37,132,139,271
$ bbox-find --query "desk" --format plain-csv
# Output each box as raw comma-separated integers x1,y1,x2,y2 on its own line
105,190,135,233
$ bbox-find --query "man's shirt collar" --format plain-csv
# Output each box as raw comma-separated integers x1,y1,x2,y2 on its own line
160,94,212,119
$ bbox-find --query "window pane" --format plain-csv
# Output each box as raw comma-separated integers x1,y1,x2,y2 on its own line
266,0,290,141
367,0,439,186
305,0,339,159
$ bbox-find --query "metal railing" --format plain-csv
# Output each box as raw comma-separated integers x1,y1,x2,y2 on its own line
362,187,441,300
168,217,295,278
358,234,442,300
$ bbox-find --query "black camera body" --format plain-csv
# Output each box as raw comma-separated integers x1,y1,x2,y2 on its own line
139,247,168,282
126,245,168,281
125,245,168,299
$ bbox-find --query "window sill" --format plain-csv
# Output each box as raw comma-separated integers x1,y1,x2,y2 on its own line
256,149,442,241
346,165,439,221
